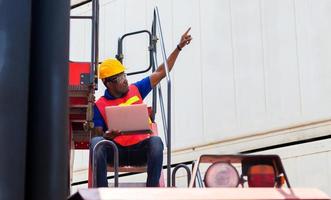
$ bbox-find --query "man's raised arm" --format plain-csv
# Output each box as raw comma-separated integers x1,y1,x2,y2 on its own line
150,27,192,88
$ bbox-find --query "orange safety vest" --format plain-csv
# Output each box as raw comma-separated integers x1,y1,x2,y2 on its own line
95,84,151,146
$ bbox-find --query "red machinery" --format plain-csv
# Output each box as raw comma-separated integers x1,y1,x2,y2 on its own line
69,61,95,150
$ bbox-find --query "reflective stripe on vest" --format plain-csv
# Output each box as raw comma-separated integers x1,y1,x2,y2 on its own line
119,96,140,106
95,84,151,146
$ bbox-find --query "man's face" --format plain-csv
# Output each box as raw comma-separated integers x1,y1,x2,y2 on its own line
106,72,129,97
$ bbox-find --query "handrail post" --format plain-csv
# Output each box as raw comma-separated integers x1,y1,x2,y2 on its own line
151,15,158,120
154,7,172,187
92,140,119,187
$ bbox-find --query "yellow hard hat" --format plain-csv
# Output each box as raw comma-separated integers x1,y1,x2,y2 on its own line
98,58,126,79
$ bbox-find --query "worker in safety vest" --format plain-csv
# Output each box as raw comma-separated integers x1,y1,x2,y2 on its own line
90,28,192,187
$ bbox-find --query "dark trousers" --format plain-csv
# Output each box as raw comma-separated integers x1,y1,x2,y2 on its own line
90,136,164,187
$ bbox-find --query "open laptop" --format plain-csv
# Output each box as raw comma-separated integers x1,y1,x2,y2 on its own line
105,104,151,134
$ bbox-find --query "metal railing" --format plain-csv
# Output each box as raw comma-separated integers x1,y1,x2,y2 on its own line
115,30,154,76
172,164,191,187
153,6,172,187
92,140,119,187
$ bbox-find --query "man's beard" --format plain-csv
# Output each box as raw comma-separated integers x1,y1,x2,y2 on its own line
119,87,129,97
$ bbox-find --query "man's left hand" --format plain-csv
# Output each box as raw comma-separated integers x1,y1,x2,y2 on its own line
178,27,192,49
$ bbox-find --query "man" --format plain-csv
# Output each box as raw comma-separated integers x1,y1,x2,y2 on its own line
90,28,192,187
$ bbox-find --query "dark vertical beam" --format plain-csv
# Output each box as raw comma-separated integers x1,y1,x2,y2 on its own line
0,0,31,200
26,0,70,199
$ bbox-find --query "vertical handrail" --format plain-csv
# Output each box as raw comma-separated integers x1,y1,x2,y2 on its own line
151,16,158,121
196,168,203,187
154,6,172,187
189,160,199,188
91,0,99,88
152,53,168,144
92,140,119,187
154,7,171,82
91,0,95,84
151,11,166,142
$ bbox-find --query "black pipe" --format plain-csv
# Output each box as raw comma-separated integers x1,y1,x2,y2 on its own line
71,0,92,10
70,16,93,19
116,38,123,62
25,0,70,199
0,0,31,199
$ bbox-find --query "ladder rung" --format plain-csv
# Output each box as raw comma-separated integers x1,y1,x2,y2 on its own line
107,166,147,173
108,182,146,187
70,119,86,123
70,105,88,108
70,16,92,19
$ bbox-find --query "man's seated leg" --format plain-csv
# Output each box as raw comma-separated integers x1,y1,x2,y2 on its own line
126,136,164,187
146,136,164,187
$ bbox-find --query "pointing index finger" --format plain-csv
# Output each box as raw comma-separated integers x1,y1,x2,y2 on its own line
184,27,191,36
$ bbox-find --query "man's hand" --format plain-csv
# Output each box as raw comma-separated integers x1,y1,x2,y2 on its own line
149,27,192,87
178,27,192,49
103,129,121,140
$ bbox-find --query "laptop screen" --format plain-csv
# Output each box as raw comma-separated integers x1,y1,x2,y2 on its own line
105,104,151,133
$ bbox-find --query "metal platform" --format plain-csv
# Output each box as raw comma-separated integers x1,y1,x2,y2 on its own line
68,188,330,200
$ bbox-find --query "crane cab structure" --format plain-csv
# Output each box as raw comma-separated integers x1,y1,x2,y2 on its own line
67,1,330,200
